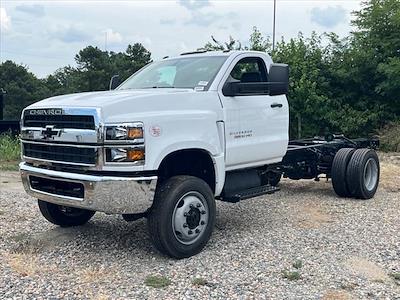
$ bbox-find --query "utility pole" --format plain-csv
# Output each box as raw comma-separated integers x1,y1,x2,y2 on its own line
104,31,108,52
272,0,277,52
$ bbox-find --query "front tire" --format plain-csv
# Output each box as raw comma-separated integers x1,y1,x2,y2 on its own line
38,200,95,227
147,176,216,259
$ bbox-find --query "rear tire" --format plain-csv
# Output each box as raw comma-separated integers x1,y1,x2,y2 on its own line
331,148,355,197
346,149,380,199
265,171,282,186
147,176,216,259
38,200,95,227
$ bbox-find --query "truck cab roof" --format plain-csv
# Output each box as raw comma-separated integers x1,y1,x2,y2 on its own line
164,50,272,60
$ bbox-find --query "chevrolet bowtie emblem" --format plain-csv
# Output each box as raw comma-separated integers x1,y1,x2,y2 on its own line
41,125,60,139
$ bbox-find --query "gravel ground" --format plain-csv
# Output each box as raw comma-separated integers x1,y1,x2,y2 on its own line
0,155,399,299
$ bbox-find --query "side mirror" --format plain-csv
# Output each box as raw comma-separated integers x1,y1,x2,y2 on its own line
222,81,240,97
268,64,289,96
109,75,120,90
222,64,289,97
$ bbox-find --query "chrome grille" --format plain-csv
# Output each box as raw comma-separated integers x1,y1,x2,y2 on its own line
23,113,95,130
23,143,97,165
21,107,101,168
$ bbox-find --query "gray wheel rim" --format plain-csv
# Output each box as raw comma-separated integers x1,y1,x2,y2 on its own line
172,191,209,245
363,158,378,191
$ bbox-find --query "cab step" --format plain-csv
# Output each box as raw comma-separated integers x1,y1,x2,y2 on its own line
221,184,280,203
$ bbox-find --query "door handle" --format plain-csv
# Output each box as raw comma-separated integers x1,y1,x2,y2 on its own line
271,103,283,108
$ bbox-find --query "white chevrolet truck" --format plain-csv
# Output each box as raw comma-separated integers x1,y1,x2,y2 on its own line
20,51,380,258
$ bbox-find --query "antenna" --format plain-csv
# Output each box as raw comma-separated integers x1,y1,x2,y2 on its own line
272,0,277,52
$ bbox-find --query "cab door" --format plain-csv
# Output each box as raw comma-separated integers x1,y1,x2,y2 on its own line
218,54,289,170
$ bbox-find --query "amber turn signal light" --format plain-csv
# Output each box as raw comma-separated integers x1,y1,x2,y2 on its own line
127,149,145,161
127,127,143,139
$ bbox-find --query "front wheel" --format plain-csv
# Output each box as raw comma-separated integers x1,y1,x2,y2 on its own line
147,176,216,259
38,200,95,227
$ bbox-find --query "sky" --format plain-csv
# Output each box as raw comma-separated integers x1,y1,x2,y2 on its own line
0,0,363,78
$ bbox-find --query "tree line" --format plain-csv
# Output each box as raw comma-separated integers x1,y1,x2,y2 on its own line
1,0,399,139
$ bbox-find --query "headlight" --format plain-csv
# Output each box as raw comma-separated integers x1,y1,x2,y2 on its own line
105,123,144,141
105,147,145,163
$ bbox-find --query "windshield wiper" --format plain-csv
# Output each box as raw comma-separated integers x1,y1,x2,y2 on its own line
141,86,176,89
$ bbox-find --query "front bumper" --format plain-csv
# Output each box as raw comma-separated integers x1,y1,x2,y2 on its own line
20,162,157,214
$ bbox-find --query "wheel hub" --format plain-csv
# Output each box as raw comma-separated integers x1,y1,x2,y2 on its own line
172,192,209,245
363,158,378,191
186,207,201,229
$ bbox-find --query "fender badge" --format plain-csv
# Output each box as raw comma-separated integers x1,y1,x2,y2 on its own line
149,125,162,137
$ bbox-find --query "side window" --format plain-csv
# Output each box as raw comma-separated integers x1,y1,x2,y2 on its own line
230,57,268,83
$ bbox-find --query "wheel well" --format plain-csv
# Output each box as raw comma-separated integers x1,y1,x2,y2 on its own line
157,149,216,193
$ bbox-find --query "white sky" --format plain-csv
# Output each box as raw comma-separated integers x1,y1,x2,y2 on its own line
0,0,363,78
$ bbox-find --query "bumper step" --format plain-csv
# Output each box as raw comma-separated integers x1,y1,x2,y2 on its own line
221,184,280,203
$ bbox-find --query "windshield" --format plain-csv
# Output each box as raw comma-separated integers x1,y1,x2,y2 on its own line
118,56,227,90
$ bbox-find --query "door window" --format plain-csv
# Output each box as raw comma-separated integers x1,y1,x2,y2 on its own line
230,57,268,83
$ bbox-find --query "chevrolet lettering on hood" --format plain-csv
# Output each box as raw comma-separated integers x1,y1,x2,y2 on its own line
28,108,63,115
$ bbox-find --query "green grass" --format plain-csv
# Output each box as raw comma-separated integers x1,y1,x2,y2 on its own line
379,121,400,152
292,260,303,269
0,134,20,171
282,270,301,281
390,272,400,281
144,275,171,288
192,277,208,286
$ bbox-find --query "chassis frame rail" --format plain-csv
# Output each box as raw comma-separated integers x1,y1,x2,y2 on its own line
278,135,379,181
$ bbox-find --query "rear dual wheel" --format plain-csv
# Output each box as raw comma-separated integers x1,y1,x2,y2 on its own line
346,149,380,199
331,148,379,199
331,148,355,197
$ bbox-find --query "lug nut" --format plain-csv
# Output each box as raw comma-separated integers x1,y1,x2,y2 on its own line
189,204,194,209
183,223,188,228
196,203,201,208
200,221,205,225
201,210,206,215
195,229,200,233
184,212,188,217
188,230,193,235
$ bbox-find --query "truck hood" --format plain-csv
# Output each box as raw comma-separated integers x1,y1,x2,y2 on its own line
25,88,220,123
29,89,193,109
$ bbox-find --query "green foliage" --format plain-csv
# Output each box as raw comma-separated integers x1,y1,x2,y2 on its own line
0,134,20,161
390,272,400,280
247,26,272,52
192,277,208,286
201,0,400,140
0,61,49,120
0,43,152,119
0,134,20,170
282,270,301,281
379,121,400,152
273,33,333,138
202,35,242,51
144,275,171,288
292,260,303,269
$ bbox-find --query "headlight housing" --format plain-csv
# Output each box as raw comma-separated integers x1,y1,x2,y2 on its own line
105,147,145,163
105,123,144,142
104,122,145,164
